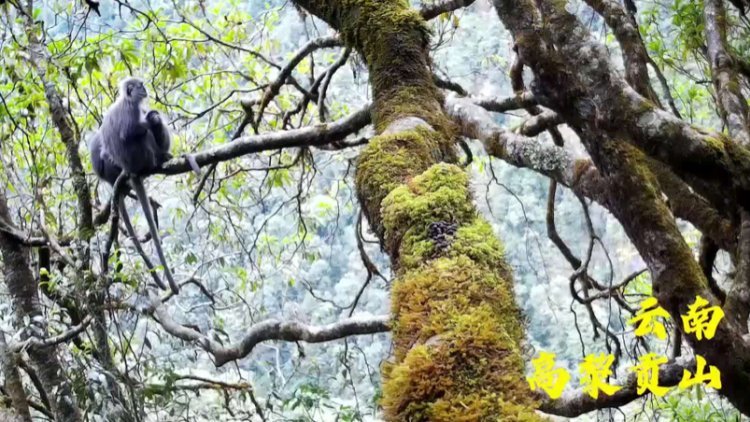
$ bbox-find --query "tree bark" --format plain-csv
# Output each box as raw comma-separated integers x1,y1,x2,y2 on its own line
0,332,32,422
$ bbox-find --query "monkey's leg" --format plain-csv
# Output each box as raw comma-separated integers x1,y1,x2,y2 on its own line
131,176,180,294
118,199,167,290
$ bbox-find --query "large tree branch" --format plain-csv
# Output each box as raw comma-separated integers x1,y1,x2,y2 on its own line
420,0,476,20
703,0,750,332
541,358,693,417
158,106,371,175
493,0,750,213
583,0,660,104
446,95,735,250
141,296,389,367
491,1,750,412
704,0,750,146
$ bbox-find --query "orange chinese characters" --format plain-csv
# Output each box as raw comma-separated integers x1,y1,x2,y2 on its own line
679,355,721,390
579,353,621,399
628,297,671,339
632,353,670,397
681,295,724,340
527,351,570,399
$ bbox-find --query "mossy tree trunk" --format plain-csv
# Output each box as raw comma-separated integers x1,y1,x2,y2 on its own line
291,1,541,420
492,0,750,414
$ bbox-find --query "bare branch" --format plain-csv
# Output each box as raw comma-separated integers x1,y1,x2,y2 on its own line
432,74,468,96
159,106,371,175
141,296,389,367
540,358,694,417
474,92,538,113
11,315,94,352
420,0,476,20
255,37,342,127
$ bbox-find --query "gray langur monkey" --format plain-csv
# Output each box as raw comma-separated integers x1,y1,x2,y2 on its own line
92,77,180,294
90,133,169,291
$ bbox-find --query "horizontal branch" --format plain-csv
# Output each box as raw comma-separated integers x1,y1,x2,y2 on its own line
0,219,51,247
158,106,371,175
143,296,389,366
540,358,694,417
11,314,94,352
420,0,476,20
474,92,538,113
445,95,608,201
515,109,563,137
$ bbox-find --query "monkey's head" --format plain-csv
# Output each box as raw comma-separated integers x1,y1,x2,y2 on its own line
146,110,162,126
120,77,149,103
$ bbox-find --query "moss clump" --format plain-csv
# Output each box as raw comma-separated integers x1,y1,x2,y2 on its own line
381,306,542,421
390,256,523,360
381,163,475,262
305,1,458,147
355,130,440,239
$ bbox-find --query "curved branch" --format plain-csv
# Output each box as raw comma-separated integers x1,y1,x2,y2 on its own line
142,296,389,367
446,95,735,250
540,358,694,417
420,0,476,20
255,37,342,127
158,106,371,175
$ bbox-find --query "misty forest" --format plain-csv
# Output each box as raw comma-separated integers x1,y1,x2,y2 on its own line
2,0,750,420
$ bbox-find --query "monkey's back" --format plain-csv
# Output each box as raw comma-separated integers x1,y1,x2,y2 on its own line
100,101,161,175
89,132,122,186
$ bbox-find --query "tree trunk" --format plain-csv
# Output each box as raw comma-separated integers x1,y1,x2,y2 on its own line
0,192,82,422
0,332,32,422
291,1,541,420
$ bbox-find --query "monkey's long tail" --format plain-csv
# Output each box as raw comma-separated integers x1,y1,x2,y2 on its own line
131,176,180,294
184,154,201,175
118,198,168,290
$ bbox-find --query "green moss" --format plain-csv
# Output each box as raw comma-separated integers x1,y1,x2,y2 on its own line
382,306,542,421
381,163,475,263
301,2,539,419
390,256,523,360
354,130,438,239
704,136,726,153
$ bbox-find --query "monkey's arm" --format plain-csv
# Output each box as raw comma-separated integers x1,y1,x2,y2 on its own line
121,121,148,145
146,110,171,153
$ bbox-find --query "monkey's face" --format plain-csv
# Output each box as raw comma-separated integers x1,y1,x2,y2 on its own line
125,79,149,101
